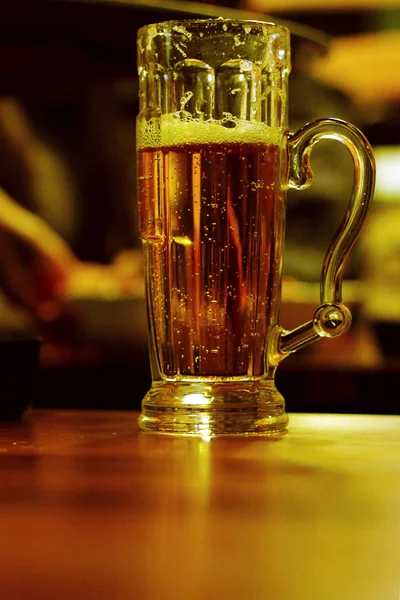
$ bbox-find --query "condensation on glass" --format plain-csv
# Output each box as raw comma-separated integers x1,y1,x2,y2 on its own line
136,19,375,436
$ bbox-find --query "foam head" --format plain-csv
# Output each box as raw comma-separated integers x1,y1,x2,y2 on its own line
137,113,283,149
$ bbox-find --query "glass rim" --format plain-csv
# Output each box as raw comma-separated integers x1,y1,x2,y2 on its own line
137,18,289,38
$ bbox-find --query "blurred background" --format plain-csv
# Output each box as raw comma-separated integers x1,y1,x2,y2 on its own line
0,0,399,415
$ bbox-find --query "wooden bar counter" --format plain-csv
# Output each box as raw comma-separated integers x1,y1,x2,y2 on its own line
0,410,399,599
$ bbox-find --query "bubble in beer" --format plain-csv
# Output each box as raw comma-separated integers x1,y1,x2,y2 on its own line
137,109,285,379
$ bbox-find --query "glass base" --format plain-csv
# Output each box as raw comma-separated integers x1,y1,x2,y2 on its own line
138,380,288,437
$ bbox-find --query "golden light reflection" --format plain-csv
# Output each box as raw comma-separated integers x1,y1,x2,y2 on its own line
199,414,212,442
182,393,211,405
374,147,400,202
189,413,213,441
181,395,214,439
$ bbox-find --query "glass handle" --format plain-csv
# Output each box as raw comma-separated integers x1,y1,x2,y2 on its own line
277,118,375,357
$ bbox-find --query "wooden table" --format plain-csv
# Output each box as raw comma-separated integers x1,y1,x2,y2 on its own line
0,410,399,600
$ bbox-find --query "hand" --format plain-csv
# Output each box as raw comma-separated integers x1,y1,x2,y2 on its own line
0,187,77,317
0,188,144,341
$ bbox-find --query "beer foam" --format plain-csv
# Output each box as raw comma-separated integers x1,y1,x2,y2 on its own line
137,113,282,149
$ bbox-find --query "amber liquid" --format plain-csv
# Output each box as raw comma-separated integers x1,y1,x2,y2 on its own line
138,141,285,379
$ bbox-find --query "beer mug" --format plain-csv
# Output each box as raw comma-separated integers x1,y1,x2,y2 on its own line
136,19,375,436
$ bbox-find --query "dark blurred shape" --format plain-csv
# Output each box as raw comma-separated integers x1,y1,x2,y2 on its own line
0,0,330,102
372,323,400,357
0,336,41,420
364,109,400,146
0,0,330,265
256,7,400,37
265,9,368,37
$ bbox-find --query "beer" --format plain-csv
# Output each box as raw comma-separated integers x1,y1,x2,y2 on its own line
137,117,285,379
